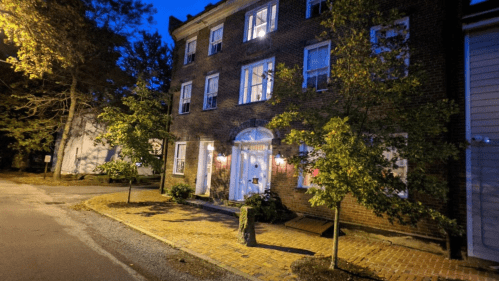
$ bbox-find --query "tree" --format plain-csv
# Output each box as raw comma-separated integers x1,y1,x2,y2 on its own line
268,0,462,269
95,80,174,203
0,0,154,180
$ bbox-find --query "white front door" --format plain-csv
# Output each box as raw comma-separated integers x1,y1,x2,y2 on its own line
195,142,214,195
236,150,268,200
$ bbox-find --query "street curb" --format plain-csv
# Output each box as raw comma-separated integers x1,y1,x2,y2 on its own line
84,202,262,281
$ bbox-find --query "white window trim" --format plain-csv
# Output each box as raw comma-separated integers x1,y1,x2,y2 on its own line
184,36,197,65
239,57,275,104
370,17,410,69
208,24,224,56
297,143,315,188
306,0,328,19
203,73,219,110
173,142,187,175
179,81,192,114
303,40,331,91
243,0,279,42
382,133,408,199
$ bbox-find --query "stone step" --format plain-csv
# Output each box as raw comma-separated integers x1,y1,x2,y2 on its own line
284,216,334,236
185,199,240,217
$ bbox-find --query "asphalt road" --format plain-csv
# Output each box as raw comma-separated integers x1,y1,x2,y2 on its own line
0,180,249,281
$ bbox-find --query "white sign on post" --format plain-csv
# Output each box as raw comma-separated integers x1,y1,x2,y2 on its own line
44,155,52,163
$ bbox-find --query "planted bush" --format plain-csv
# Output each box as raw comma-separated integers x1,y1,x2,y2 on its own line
244,190,295,223
169,183,193,203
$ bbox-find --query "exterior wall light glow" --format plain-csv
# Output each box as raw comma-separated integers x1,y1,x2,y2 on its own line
217,153,227,162
275,152,285,166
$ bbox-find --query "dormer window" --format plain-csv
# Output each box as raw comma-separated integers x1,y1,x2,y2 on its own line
244,1,278,42
209,24,223,55
184,37,197,65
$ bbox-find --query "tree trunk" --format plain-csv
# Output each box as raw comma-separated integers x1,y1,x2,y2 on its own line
330,201,342,270
53,74,78,180
159,92,173,194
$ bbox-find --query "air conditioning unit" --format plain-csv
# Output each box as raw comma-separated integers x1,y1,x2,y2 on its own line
186,53,195,64
211,43,222,54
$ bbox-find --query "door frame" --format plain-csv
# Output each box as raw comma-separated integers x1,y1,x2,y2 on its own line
195,141,214,195
229,127,274,201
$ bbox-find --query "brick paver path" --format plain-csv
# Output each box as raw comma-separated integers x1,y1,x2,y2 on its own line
86,191,499,281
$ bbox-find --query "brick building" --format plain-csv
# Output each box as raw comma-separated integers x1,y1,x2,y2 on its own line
165,0,499,263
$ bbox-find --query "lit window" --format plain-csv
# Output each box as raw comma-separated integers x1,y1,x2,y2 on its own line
179,81,192,114
209,24,223,55
184,37,197,65
298,143,319,188
204,73,218,110
244,1,278,42
303,40,331,91
370,17,409,76
382,133,408,198
306,0,328,18
239,57,274,104
173,142,186,175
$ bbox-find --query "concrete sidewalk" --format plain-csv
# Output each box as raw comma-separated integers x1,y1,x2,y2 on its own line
84,190,499,281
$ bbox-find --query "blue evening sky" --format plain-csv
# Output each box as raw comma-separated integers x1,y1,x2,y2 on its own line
141,0,220,46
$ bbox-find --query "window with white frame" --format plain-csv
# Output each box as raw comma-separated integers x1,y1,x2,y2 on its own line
173,142,186,175
184,37,197,64
203,73,218,110
244,1,278,42
239,57,274,104
382,133,408,198
297,144,320,188
303,40,331,91
370,17,409,75
306,0,328,18
209,24,223,55
179,81,192,114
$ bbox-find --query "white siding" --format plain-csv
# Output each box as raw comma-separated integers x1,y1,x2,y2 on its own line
467,27,499,263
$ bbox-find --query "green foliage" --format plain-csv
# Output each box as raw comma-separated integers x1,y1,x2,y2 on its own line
268,0,463,236
168,183,193,203
96,80,174,176
244,190,295,223
96,159,137,180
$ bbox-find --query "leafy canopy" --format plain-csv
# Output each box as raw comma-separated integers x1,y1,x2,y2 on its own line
95,80,174,178
268,0,462,235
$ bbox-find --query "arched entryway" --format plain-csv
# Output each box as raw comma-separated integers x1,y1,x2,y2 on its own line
229,127,273,201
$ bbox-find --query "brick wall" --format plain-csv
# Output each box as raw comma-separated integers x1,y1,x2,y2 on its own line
165,0,467,240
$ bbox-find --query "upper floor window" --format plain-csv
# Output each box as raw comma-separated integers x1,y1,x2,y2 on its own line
179,81,192,114
209,24,224,55
370,17,409,76
184,37,197,65
173,142,186,175
244,1,278,42
306,0,328,18
303,40,331,91
204,73,219,110
239,57,274,104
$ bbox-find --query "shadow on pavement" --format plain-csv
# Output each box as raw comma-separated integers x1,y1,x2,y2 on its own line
257,243,315,255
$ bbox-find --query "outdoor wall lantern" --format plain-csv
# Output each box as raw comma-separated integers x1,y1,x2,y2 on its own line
275,152,285,166
252,177,259,184
217,152,227,162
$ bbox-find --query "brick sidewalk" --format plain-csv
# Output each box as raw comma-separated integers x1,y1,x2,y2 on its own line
85,191,499,281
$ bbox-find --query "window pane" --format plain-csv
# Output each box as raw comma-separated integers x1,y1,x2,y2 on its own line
270,4,276,31
317,71,328,90
254,8,268,38
247,15,253,41
251,84,263,101
243,69,249,103
306,75,316,88
266,62,273,98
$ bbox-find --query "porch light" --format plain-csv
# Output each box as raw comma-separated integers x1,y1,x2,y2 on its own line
217,153,226,162
275,152,285,166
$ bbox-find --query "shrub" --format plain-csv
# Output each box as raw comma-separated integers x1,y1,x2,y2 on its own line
169,183,193,203
244,190,295,223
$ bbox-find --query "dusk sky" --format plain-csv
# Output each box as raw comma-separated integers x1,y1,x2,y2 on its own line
141,0,219,46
